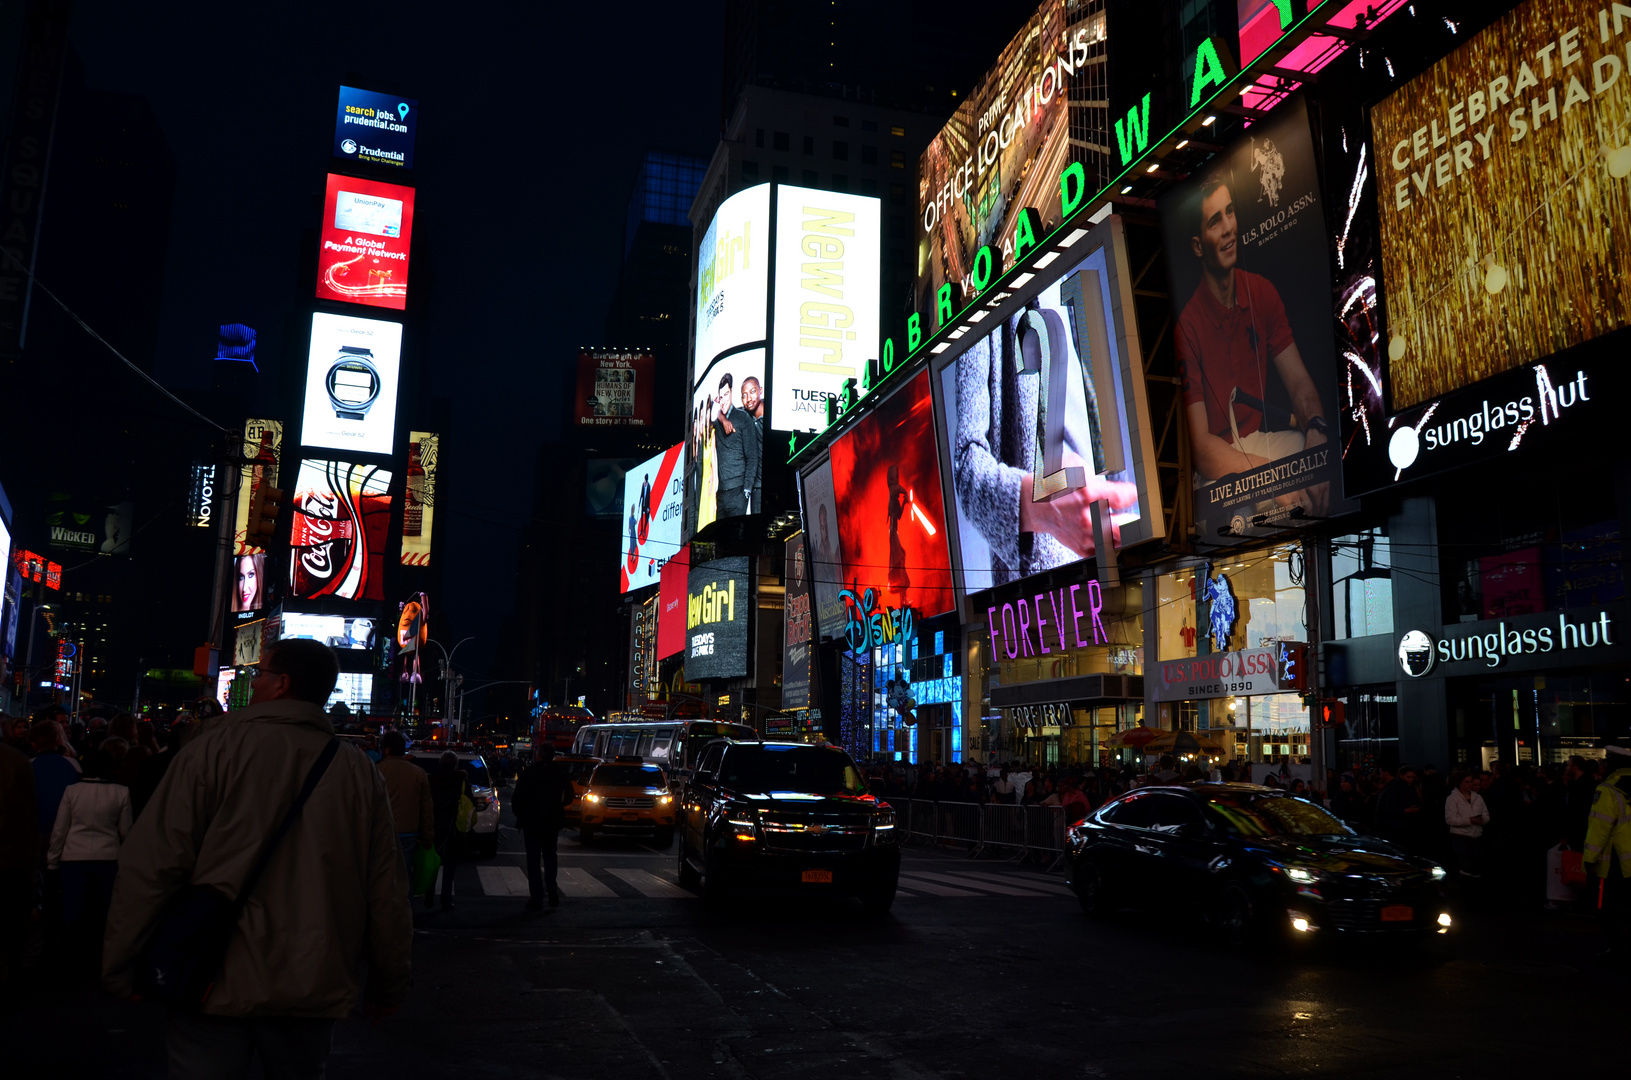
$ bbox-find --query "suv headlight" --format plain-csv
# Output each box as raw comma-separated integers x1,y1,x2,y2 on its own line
1285,867,1321,885
874,809,897,832
1430,865,1447,881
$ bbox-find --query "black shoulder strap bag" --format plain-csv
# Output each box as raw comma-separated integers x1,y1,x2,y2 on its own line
135,738,340,1010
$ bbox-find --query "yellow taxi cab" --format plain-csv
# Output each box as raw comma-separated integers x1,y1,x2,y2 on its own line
580,756,675,846
556,753,601,827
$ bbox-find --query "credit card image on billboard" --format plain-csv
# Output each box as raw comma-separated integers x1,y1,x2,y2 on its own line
1157,95,1353,542
621,443,684,594
685,348,766,537
797,459,845,642
936,221,1154,595
288,459,392,602
828,369,955,620
301,312,402,456
317,174,415,311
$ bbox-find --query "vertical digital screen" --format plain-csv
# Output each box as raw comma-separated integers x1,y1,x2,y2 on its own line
288,459,392,602
770,186,880,429
328,672,375,713
402,431,437,566
686,348,765,536
657,544,691,660
574,350,656,427
334,86,417,169
316,174,415,311
300,312,403,456
685,556,750,680
693,184,770,379
782,533,812,710
621,443,684,594
828,369,954,619
235,419,282,557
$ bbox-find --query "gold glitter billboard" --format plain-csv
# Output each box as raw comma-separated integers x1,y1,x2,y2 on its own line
1373,0,1631,409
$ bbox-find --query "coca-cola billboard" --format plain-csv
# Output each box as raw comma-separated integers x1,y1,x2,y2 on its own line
288,459,392,602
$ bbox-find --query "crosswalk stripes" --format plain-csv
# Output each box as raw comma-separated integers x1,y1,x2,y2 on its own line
606,868,691,898
941,870,1075,896
475,865,530,897
558,867,618,898
455,863,1068,900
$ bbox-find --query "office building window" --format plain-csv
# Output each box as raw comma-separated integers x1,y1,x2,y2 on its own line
773,164,789,181
832,141,848,161
803,169,819,185
861,144,877,165
859,177,877,195
742,160,759,181
755,128,764,148
890,150,905,169
803,135,815,155
890,125,906,137
832,174,848,191
774,131,789,151
833,114,850,127
862,119,878,132
889,183,906,205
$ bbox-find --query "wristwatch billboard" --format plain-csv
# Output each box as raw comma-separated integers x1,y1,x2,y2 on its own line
326,346,381,420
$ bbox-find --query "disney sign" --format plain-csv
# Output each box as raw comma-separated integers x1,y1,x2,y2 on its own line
839,584,916,655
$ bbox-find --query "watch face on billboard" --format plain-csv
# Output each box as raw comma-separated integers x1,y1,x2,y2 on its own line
937,217,1162,593
1158,96,1354,543
829,369,954,620
288,459,392,602
334,86,417,169
280,612,378,650
771,185,880,430
657,544,691,660
694,184,770,379
301,312,402,455
685,348,765,537
621,443,684,594
574,350,656,428
685,555,750,680
317,174,415,311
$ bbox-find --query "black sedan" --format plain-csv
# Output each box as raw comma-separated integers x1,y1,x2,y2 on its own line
1067,783,1451,944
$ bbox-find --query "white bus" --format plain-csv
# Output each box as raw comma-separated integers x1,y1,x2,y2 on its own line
570,719,756,787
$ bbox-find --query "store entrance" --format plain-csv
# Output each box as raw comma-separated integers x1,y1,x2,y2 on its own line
1445,668,1630,770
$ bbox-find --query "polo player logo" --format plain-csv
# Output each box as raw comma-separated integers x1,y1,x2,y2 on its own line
1201,562,1237,653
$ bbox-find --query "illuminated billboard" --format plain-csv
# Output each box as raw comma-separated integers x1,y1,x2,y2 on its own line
621,443,684,594
1373,0,1631,409
685,555,750,681
770,186,880,430
586,459,635,519
828,369,954,624
935,216,1162,593
798,458,845,642
47,499,131,556
402,431,437,566
301,312,402,456
334,85,417,170
574,349,655,428
916,2,1096,311
694,184,770,380
234,419,282,556
316,174,415,311
1158,97,1353,541
328,672,374,713
288,459,392,602
657,544,690,660
280,612,378,650
686,348,764,535
782,533,812,710
231,553,266,614
185,463,218,529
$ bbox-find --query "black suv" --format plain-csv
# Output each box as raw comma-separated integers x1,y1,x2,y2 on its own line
677,740,900,914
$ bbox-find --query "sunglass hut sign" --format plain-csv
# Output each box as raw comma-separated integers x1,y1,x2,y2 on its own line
1398,610,1618,677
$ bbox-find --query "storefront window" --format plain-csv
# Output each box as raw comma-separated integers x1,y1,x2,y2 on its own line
1331,528,1393,639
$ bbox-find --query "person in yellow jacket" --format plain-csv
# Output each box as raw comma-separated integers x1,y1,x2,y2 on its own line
1583,744,1631,956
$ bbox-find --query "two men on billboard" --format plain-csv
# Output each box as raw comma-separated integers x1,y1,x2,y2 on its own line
689,353,764,532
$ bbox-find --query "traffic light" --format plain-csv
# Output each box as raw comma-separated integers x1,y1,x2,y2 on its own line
245,483,284,546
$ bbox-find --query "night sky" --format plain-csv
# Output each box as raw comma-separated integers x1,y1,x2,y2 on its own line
67,1,724,677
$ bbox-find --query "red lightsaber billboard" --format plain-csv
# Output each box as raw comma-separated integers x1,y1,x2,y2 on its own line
316,173,415,311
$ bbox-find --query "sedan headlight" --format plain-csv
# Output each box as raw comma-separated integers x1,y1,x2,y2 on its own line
1430,866,1447,881
584,792,601,804
1285,867,1320,885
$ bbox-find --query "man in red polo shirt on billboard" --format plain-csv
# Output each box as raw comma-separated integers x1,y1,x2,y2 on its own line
1177,176,1330,517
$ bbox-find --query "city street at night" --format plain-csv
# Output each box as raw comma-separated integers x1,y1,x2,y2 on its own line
5,813,1623,1078
3,1,1630,1076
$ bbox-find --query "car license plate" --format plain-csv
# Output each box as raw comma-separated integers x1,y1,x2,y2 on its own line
1380,904,1414,922
623,813,639,822
801,869,833,884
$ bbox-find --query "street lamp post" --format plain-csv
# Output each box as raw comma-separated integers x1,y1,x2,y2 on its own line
424,636,474,734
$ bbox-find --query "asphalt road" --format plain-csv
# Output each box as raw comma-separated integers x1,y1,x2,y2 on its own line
5,802,1621,1079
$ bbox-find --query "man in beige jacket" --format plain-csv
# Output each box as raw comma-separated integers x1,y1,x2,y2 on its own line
103,638,412,1077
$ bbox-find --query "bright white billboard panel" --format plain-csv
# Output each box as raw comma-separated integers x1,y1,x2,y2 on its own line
300,312,403,455
620,443,684,594
693,184,770,381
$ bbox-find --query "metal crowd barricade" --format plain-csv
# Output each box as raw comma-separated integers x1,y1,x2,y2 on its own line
981,804,1028,861
906,799,937,844
933,802,984,854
